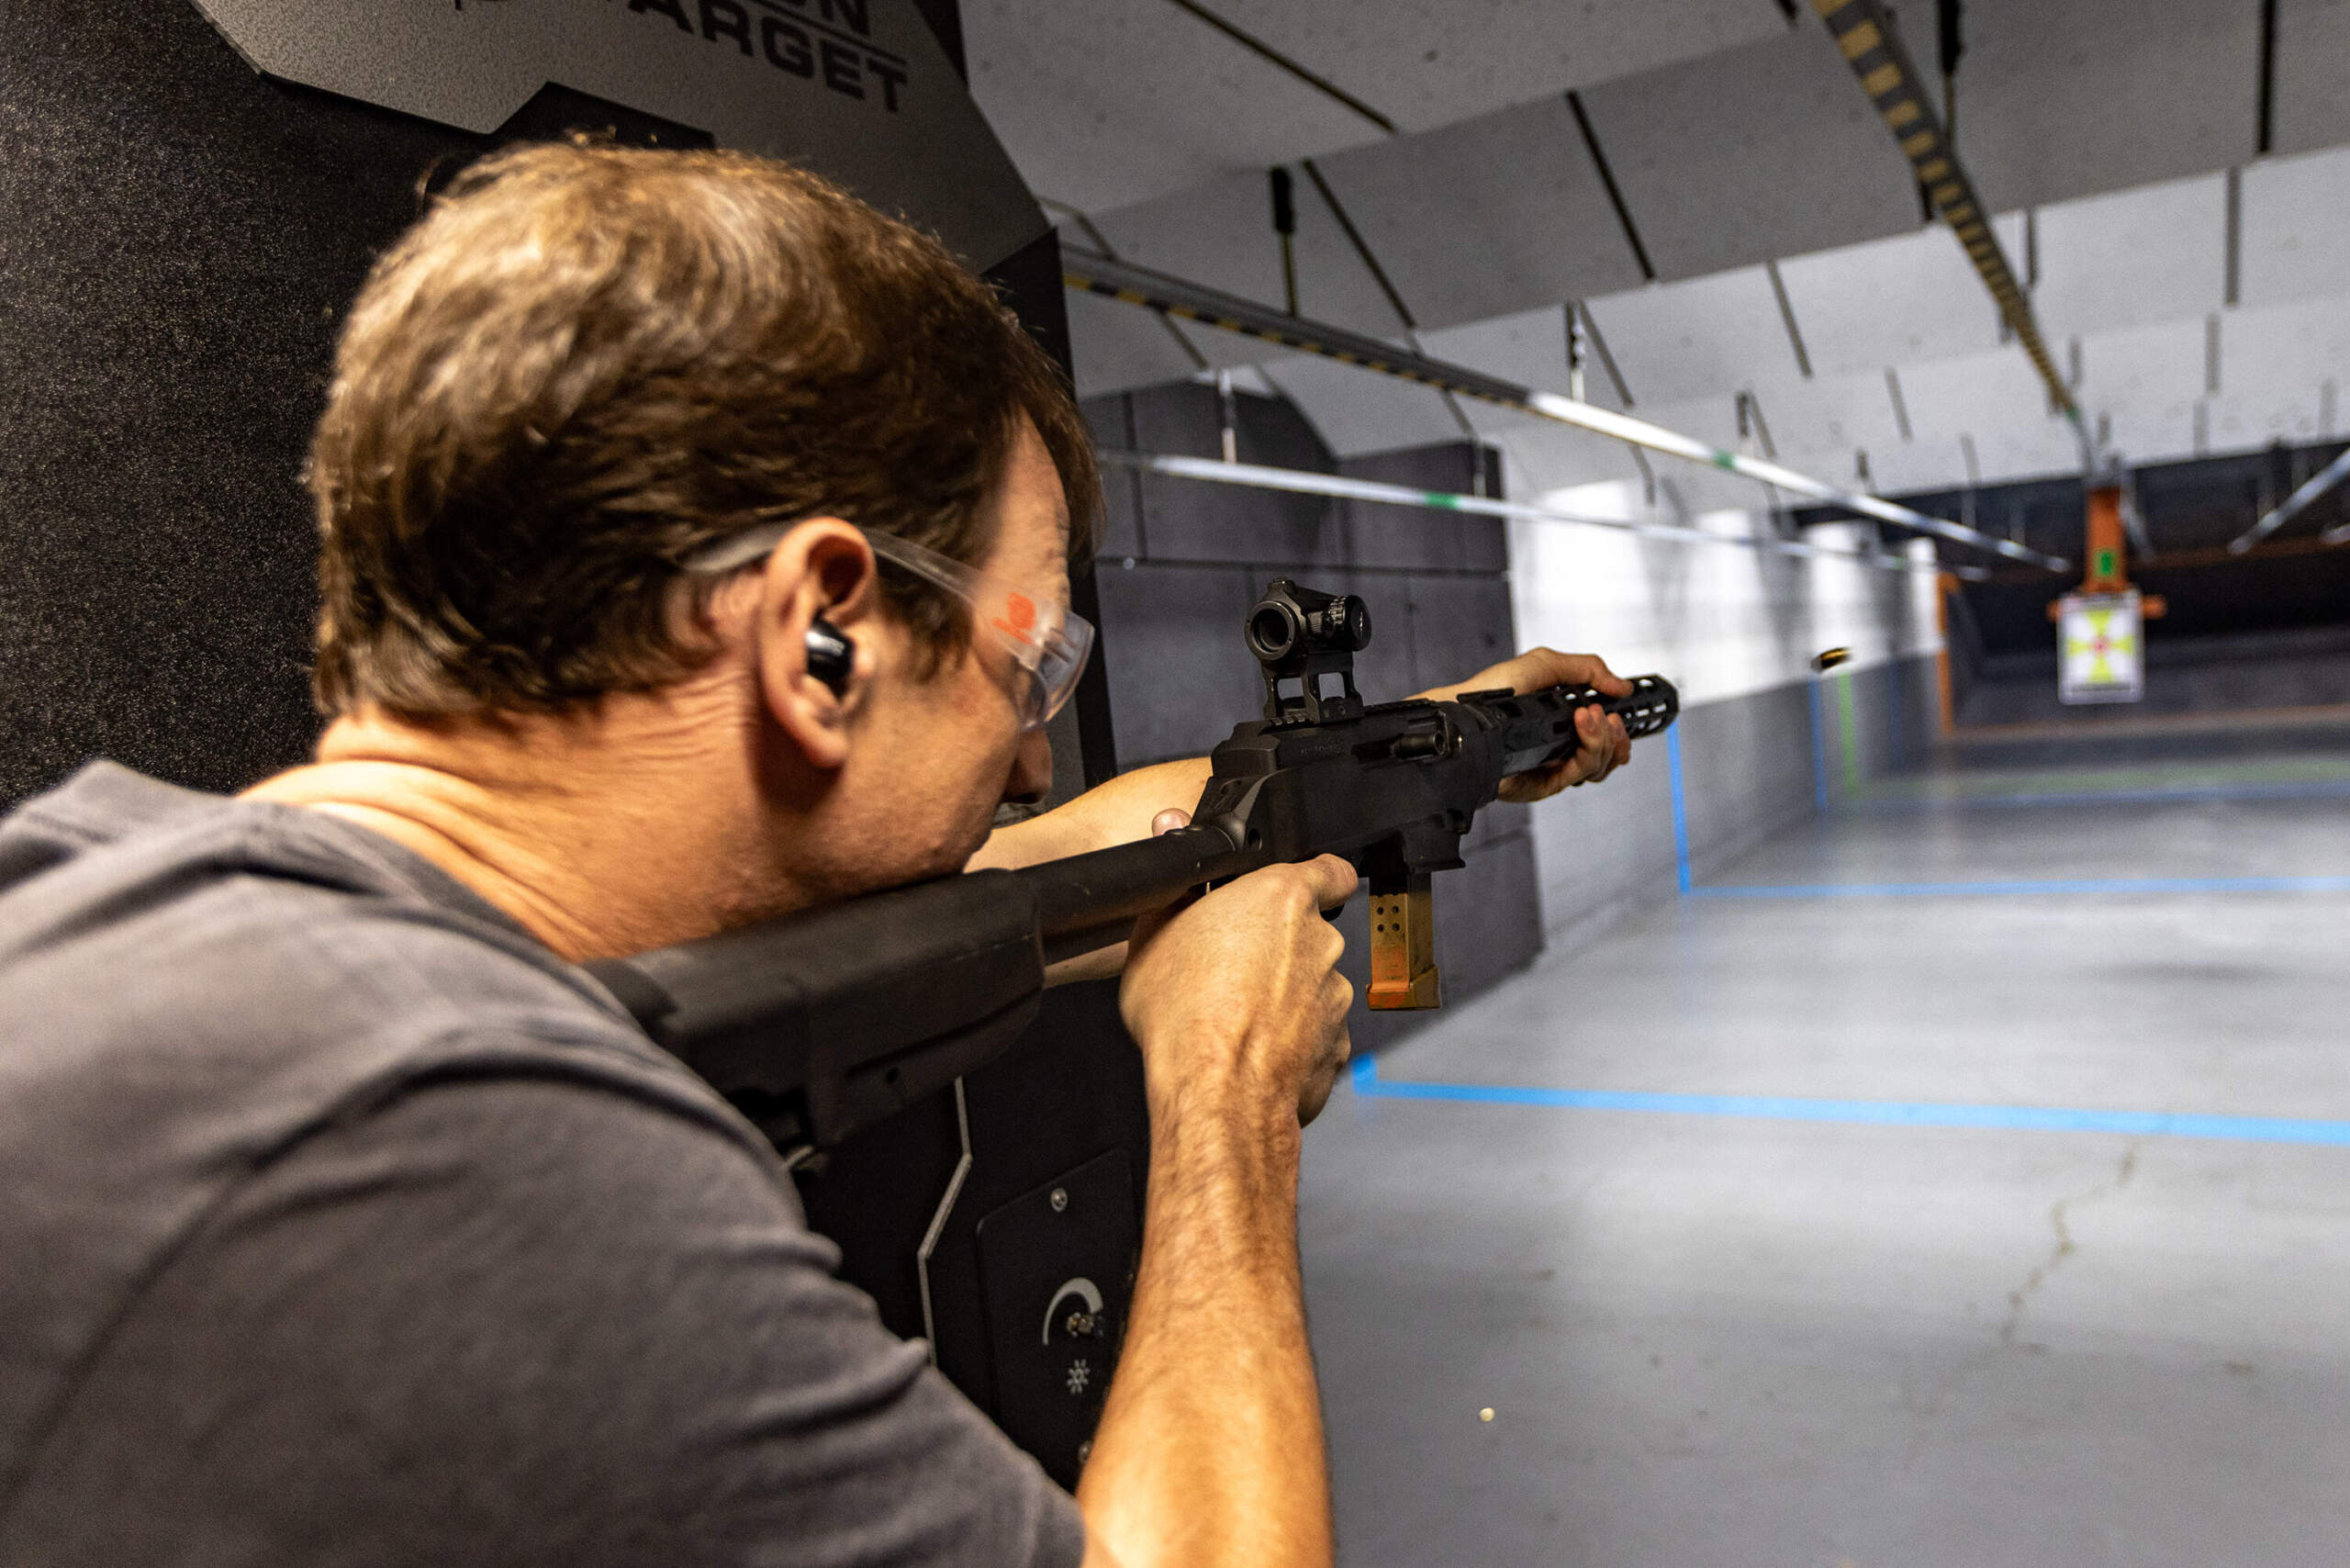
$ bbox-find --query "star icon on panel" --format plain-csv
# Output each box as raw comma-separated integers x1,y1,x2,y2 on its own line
1066,1359,1091,1396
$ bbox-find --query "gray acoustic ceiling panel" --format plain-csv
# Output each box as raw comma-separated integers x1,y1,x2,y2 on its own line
2274,0,2350,156
1065,285,1205,398
1494,423,1652,502
1580,267,1804,407
2071,316,2206,465
1773,222,2009,382
1573,26,1920,284
1419,304,1634,444
961,0,1788,216
2241,144,2350,310
1836,337,2079,487
1305,95,1649,334
1260,357,1470,459
1209,0,1785,138
960,0,1376,214
1090,166,1407,342
2029,173,2224,343
1419,307,1583,403
2214,291,2350,444
1944,0,2259,213
1753,366,1910,472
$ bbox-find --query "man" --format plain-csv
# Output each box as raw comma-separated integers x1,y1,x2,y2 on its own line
0,143,1631,1566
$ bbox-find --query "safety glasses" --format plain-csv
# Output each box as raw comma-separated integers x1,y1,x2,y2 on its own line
686,523,1094,733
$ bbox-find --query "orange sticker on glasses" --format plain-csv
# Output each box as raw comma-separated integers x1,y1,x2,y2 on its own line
993,593,1037,645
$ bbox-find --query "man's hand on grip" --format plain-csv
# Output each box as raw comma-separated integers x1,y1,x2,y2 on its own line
1119,855,1359,1130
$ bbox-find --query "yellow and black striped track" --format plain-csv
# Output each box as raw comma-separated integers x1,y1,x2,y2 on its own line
1811,0,2076,421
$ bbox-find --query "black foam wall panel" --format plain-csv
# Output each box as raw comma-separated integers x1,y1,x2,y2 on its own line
0,4,494,805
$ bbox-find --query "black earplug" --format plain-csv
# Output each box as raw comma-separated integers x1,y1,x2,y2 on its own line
805,616,855,698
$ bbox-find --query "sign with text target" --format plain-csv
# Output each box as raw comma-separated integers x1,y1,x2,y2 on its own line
189,0,1046,272
2057,590,2145,705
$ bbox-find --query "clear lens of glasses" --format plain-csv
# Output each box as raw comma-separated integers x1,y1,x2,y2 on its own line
686,523,1093,732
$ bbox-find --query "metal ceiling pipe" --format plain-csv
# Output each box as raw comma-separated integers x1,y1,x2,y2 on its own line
2232,443,2350,553
1095,449,1989,580
1064,251,2069,572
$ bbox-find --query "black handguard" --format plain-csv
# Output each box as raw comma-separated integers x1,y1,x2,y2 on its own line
590,579,1677,1153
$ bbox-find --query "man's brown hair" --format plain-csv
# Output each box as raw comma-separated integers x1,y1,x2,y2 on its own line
308,140,1098,717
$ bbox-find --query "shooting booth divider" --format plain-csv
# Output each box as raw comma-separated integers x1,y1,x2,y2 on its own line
1,0,1131,1487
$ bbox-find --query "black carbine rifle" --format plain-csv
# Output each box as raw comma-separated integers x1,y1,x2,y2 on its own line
589,580,1678,1156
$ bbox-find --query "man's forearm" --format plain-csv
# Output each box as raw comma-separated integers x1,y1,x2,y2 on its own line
1075,1110,1330,1568
968,757,1211,872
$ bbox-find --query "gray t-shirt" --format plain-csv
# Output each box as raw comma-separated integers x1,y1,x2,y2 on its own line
0,763,1086,1567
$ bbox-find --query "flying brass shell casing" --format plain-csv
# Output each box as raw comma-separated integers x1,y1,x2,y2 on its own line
1367,874,1441,1011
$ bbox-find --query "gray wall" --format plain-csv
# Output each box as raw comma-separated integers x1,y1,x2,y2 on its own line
1530,653,1942,948
1083,383,1528,1050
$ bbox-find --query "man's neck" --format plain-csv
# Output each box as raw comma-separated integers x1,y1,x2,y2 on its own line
243,689,797,961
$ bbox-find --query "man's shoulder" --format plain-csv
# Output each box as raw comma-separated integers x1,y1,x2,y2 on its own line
0,763,669,1070
0,762,764,1352
0,762,759,1163
0,767,792,1501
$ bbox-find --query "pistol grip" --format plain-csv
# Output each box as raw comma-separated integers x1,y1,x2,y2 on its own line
1367,873,1441,1011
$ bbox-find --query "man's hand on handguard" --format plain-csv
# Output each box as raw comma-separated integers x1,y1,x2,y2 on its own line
1116,854,1359,1128
1416,647,1634,803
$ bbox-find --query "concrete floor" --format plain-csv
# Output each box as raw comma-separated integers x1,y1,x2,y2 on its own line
1300,718,2350,1567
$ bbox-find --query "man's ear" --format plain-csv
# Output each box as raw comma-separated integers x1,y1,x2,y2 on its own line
752,519,877,773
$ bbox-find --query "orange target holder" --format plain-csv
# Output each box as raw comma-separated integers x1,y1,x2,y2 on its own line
2049,486,2167,618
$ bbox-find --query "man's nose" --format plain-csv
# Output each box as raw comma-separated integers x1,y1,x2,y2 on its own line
1002,726,1053,808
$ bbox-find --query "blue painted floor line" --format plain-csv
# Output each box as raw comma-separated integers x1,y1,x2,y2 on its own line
1841,778,2350,811
1349,1058,2350,1146
1686,874,2350,898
